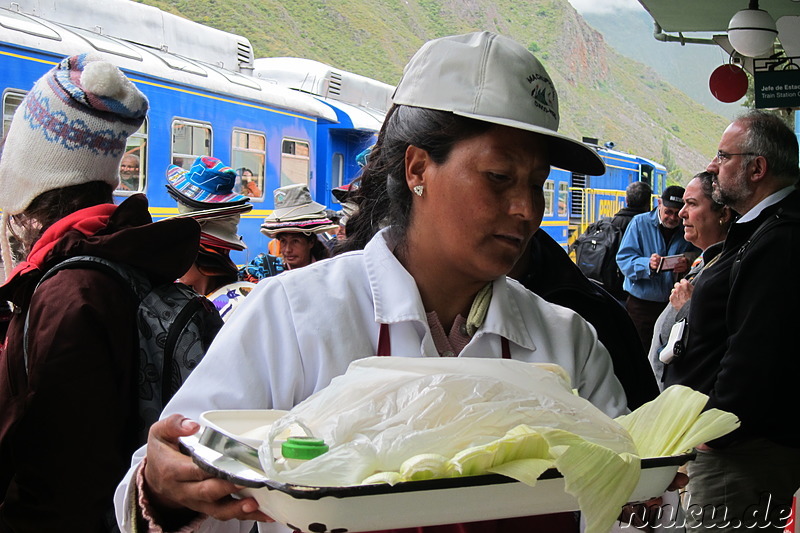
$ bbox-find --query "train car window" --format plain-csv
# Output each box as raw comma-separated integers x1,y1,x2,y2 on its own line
332,153,344,189
116,120,148,195
0,9,60,40
558,182,569,218
172,120,212,169
70,27,143,61
280,139,310,187
231,129,266,200
543,179,554,217
2,90,26,138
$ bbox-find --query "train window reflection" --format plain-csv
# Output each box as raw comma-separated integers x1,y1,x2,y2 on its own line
231,129,265,200
332,153,344,189
543,179,554,217
280,139,309,187
2,90,26,138
558,182,569,218
116,120,148,194
172,120,211,169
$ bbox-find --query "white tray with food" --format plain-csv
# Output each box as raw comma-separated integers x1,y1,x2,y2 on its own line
179,359,738,533
180,426,692,533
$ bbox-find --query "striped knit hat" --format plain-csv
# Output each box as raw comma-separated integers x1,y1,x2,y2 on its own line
0,53,148,216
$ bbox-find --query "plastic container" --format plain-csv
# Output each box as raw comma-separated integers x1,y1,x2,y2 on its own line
280,436,329,469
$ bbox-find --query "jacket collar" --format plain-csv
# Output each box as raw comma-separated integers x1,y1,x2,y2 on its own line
364,227,537,352
3,203,117,284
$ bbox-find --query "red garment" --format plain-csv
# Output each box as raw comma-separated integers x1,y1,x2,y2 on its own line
0,195,200,533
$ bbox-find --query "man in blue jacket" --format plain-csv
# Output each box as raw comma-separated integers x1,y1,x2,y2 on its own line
616,185,698,349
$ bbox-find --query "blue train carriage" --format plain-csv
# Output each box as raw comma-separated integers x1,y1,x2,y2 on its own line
0,0,391,264
538,136,666,248
252,57,393,208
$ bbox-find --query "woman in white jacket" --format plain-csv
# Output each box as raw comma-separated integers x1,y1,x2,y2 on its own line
115,32,624,533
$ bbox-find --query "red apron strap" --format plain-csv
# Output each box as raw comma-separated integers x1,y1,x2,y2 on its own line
378,323,510,359
377,323,391,357
501,337,511,359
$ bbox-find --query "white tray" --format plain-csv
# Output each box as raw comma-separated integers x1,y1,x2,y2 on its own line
181,410,694,533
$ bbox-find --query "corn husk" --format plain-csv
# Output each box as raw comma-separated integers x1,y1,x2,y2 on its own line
615,385,740,457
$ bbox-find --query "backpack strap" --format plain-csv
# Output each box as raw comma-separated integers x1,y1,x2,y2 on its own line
730,208,800,287
22,255,149,374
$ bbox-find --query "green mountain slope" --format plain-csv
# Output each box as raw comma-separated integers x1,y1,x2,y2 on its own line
136,0,730,182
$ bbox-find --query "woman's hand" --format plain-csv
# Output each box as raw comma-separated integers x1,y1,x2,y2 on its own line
619,471,689,531
670,279,694,310
142,414,272,523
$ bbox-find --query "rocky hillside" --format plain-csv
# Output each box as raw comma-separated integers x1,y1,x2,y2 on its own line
136,0,731,182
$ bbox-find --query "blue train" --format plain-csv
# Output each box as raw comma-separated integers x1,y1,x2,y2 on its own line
0,0,666,259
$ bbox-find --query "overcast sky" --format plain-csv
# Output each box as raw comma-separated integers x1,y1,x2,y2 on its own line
567,0,645,15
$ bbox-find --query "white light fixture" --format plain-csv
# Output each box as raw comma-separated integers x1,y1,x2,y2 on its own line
728,0,778,57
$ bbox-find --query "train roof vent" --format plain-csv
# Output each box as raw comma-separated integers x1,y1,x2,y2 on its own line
253,57,394,114
6,0,256,74
237,40,254,70
327,71,343,97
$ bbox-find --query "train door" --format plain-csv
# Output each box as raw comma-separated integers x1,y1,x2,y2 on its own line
640,164,654,190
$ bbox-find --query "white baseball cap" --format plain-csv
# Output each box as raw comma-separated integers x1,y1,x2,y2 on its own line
392,32,605,176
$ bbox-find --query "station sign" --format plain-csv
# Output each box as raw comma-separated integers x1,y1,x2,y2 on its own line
754,57,800,109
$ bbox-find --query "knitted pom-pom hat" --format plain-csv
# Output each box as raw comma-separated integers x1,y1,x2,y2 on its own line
0,53,149,216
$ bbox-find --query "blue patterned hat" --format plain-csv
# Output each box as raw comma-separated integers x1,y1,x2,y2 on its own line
166,156,248,205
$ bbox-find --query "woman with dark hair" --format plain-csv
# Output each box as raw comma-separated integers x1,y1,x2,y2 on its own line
115,33,630,533
648,171,733,386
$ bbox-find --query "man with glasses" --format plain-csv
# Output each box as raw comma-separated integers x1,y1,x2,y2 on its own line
616,184,698,350
663,110,800,531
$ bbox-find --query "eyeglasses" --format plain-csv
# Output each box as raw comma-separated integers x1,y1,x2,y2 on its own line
714,150,758,163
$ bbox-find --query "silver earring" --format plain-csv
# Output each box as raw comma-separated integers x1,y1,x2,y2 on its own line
413,185,424,197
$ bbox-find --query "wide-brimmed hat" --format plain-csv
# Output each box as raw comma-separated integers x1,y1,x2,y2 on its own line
331,183,352,204
167,156,249,205
172,201,251,251
261,183,338,237
392,32,605,176
265,183,328,221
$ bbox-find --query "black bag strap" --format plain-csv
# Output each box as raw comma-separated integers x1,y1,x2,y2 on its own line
730,208,800,286
22,255,148,374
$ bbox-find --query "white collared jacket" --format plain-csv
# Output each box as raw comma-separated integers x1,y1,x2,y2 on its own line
115,227,627,533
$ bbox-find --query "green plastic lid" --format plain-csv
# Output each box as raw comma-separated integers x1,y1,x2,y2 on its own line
281,436,329,460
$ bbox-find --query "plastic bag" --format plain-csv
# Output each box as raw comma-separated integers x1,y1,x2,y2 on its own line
258,357,635,487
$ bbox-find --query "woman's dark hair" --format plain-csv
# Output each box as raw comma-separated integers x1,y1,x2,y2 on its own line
336,105,492,253
693,171,724,212
309,233,330,262
9,181,114,255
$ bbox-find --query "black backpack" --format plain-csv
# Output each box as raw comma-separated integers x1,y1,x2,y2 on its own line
569,218,623,295
25,255,223,445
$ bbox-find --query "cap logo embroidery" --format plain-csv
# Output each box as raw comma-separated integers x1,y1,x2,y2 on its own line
527,73,557,121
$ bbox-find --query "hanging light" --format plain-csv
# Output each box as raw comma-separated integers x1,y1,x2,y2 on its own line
728,0,778,57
